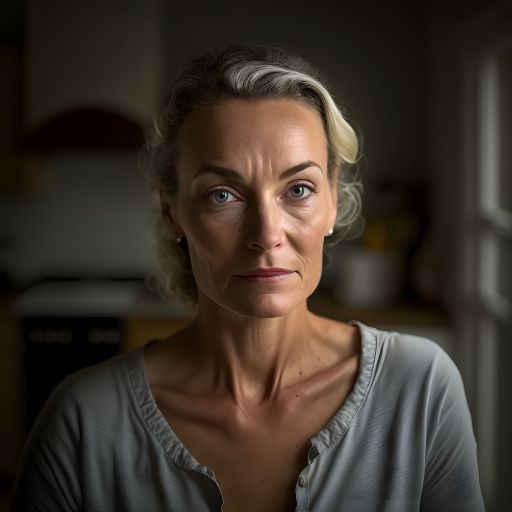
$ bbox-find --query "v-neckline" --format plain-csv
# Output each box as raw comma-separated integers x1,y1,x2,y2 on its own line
127,320,377,472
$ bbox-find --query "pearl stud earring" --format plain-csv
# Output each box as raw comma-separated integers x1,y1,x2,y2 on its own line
326,228,334,237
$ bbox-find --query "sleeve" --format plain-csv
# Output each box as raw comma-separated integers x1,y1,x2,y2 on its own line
420,348,486,512
11,376,82,512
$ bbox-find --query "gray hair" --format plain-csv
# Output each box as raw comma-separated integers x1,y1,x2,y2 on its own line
142,44,364,304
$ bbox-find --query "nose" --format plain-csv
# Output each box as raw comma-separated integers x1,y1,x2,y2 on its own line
245,200,285,252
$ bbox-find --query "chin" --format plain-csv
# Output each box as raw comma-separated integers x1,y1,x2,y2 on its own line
223,291,307,319
240,297,296,318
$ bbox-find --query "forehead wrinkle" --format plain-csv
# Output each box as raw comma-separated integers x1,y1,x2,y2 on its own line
177,99,330,187
238,136,325,185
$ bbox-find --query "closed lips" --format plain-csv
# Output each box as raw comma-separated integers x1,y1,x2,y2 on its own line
236,268,293,276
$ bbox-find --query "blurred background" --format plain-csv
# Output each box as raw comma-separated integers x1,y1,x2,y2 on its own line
0,0,510,510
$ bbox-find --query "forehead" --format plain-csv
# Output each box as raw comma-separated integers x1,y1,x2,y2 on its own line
176,98,328,169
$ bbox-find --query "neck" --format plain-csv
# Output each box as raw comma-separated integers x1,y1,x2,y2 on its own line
190,294,319,406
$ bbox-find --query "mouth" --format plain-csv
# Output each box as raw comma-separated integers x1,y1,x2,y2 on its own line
234,268,295,283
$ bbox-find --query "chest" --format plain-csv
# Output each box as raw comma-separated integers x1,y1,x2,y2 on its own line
151,374,356,512
159,404,313,512
144,332,360,511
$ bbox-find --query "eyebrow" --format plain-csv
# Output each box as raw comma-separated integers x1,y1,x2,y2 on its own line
193,160,323,181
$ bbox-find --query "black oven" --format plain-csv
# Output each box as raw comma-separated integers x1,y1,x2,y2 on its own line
16,279,140,434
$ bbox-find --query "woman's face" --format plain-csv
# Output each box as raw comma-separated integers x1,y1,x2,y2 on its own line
164,98,337,318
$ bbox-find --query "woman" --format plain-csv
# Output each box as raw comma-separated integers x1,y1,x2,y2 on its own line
12,44,485,511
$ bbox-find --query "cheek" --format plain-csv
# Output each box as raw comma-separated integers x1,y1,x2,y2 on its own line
291,205,331,246
289,219,327,276
181,209,243,281
304,236,326,269
186,211,242,252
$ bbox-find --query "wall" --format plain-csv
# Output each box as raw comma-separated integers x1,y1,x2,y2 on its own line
0,153,153,284
24,0,162,130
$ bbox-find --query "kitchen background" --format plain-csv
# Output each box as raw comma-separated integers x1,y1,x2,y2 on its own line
0,0,510,510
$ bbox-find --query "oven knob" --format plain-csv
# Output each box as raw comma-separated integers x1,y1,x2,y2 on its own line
29,328,45,344
105,329,121,345
88,328,104,345
58,328,73,344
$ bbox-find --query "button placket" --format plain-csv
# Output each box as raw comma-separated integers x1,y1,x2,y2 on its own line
295,473,309,512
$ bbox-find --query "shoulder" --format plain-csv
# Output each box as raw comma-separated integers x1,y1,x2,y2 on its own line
354,322,464,396
53,350,135,410
11,351,139,510
373,324,444,359
377,324,456,371
27,349,141,446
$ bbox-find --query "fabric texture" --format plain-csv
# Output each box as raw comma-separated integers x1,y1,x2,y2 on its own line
11,321,486,511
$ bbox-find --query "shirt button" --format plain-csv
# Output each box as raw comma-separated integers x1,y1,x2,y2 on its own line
298,476,306,487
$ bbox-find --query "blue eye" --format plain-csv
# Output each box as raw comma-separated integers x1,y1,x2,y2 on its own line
287,184,313,199
211,189,235,204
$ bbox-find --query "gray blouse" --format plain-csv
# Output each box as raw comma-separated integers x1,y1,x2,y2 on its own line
11,321,486,511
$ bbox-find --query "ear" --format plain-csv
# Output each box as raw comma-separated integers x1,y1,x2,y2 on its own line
159,189,184,239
